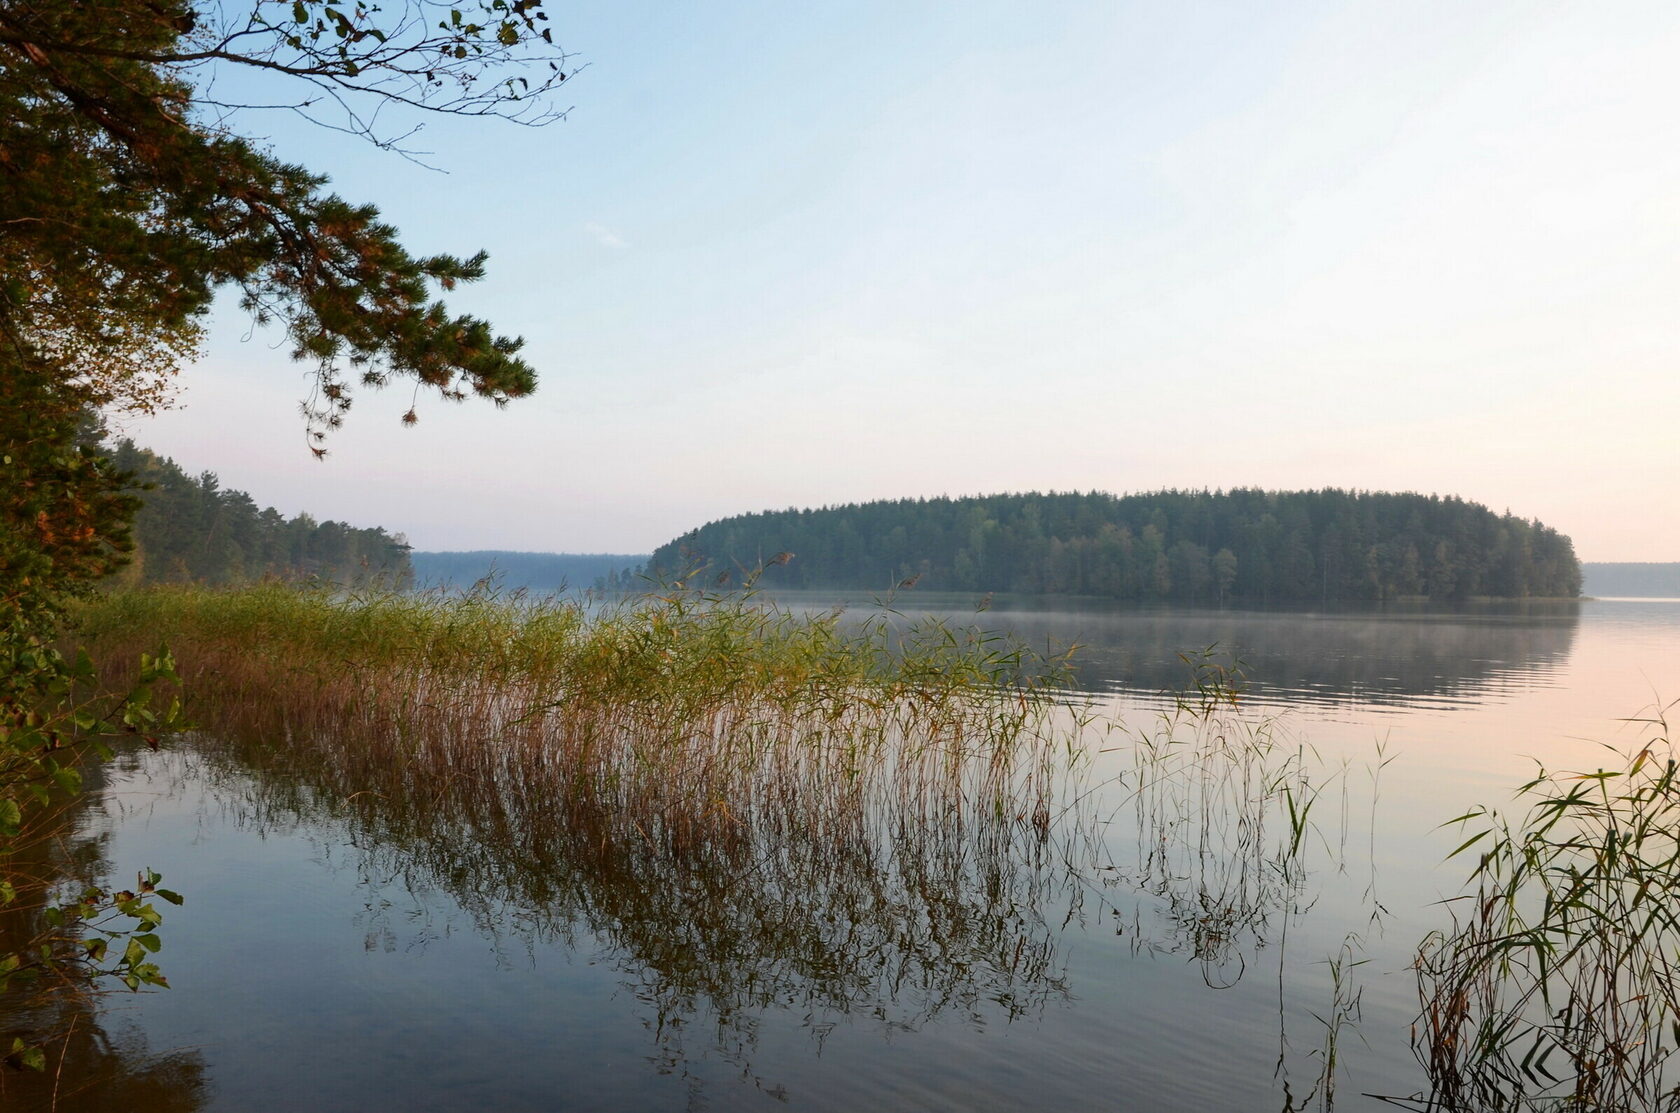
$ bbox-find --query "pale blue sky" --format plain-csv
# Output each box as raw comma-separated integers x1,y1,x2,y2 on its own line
126,2,1680,560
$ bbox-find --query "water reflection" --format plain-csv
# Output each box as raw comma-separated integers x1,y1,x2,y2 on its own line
9,595,1575,1109
0,1015,206,1113
7,704,1396,1109
817,595,1583,709
0,757,208,1113
169,698,1372,1106
1087,678,1376,987
192,726,1081,1063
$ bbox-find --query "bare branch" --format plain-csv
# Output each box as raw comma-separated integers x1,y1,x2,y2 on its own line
0,0,580,147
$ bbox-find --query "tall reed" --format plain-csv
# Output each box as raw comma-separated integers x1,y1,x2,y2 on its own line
70,580,1091,1065
73,581,1078,884
1413,709,1680,1111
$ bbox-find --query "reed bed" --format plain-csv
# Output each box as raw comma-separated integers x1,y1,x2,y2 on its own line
1412,710,1680,1111
57,585,1410,1102
74,582,1077,857
68,581,1090,1059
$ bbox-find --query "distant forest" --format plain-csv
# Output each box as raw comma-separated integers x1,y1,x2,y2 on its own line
1581,563,1680,598
105,439,413,586
648,490,1582,604
409,551,646,593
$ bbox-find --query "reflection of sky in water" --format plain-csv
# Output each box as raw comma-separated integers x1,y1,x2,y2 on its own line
11,600,1678,1113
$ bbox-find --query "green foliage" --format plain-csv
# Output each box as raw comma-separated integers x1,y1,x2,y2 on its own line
3,1036,43,1073
1,0,560,1077
106,438,413,587
2,855,188,1066
1415,712,1680,1110
0,353,189,1062
0,632,188,1069
12,869,183,995
648,489,1583,605
0,375,139,628
1,0,557,451
0,238,191,1083
0,641,185,831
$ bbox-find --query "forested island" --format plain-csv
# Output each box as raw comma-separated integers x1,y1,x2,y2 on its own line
105,439,414,587
648,490,1582,604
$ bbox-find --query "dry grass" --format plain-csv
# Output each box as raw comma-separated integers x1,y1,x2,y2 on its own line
68,580,1094,1047
73,582,1077,858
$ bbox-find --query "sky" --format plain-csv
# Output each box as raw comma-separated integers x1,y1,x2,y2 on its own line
123,1,1680,560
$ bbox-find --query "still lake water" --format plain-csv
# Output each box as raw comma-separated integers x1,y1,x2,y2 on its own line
13,597,1680,1111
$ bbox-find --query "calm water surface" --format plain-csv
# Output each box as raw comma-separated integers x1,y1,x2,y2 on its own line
10,598,1680,1112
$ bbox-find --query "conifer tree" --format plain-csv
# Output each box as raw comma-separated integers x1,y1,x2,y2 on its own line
1,0,567,451
2,0,568,607
1,1,567,1043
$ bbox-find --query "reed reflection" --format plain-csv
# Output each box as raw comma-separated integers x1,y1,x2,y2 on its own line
1078,657,1338,977
74,587,1406,1108
196,728,1079,1064
77,587,1110,1087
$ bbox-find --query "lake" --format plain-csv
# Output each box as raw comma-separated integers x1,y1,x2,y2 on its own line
7,596,1678,1111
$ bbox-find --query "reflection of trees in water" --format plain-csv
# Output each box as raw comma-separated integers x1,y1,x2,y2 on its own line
0,1014,206,1113
885,597,1581,706
0,755,208,1113
188,721,1081,1080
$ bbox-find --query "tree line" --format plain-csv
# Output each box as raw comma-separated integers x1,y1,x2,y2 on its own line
105,439,413,588
1580,563,1680,599
648,490,1582,604
411,551,646,593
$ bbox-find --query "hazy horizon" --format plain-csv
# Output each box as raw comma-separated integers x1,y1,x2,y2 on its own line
118,2,1680,562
